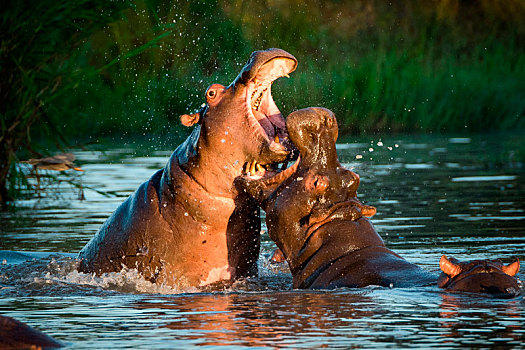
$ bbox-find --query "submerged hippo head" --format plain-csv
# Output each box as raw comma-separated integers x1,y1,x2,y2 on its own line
180,48,297,187
240,107,378,287
438,255,521,298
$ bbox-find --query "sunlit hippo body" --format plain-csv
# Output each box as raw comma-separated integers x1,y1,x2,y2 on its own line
241,107,521,297
78,49,297,288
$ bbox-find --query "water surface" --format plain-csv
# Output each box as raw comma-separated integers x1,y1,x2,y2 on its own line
1,132,523,348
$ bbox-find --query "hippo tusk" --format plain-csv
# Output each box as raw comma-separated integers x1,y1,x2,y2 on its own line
440,255,462,278
250,160,257,175
502,258,520,276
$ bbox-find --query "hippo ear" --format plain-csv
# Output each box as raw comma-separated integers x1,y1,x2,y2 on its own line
361,205,377,217
180,112,200,127
440,255,462,278
502,259,520,276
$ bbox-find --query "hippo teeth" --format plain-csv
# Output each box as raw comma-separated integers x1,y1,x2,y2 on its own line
243,160,271,177
251,86,269,111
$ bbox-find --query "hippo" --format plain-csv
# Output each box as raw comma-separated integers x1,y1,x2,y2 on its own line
239,107,521,297
439,255,520,297
78,49,297,288
0,315,63,349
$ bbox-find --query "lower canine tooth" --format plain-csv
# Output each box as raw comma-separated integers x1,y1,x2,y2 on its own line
274,135,280,143
250,161,257,175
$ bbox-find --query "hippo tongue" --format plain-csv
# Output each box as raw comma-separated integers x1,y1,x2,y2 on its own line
253,109,277,139
263,84,286,134
252,84,286,140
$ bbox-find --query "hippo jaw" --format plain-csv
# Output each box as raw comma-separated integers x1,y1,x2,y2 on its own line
233,49,298,177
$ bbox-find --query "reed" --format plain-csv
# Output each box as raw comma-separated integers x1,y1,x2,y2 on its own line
0,0,130,204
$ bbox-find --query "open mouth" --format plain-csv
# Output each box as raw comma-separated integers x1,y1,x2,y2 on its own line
242,56,297,179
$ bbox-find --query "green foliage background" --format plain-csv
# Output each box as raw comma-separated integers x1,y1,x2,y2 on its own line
56,0,525,136
1,0,525,203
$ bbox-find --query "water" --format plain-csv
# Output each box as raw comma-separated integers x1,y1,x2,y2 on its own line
1,132,524,348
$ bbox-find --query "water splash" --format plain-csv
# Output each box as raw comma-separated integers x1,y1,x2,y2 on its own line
0,252,293,296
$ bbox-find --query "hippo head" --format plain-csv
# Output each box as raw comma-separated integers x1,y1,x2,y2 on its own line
240,107,377,270
438,255,521,298
180,49,297,182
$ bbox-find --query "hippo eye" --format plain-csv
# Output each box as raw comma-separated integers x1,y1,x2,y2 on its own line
207,90,216,98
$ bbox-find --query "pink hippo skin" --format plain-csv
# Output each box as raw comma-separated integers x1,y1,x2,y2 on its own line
239,107,521,298
78,49,297,289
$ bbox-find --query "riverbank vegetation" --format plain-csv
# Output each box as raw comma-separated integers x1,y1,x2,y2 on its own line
1,0,524,204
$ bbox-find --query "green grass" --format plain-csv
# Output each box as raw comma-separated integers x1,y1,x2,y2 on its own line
2,0,525,204
299,38,525,133
45,0,525,138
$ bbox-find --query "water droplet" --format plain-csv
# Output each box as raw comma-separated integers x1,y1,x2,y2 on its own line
221,139,226,143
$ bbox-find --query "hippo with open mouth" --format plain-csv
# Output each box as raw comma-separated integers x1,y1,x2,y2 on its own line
78,48,297,288
239,107,521,297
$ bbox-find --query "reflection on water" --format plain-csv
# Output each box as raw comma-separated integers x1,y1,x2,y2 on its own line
0,132,523,348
